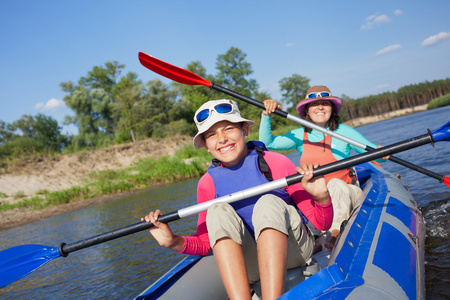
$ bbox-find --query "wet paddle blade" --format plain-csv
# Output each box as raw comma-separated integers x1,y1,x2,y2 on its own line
0,244,61,288
138,52,211,87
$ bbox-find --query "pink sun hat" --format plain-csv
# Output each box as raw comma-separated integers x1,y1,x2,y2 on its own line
295,85,342,117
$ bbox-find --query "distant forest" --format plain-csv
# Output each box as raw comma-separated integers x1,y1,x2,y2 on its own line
339,79,450,121
1,47,449,160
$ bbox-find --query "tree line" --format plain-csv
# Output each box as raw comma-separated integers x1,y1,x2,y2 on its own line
1,47,449,160
339,79,450,120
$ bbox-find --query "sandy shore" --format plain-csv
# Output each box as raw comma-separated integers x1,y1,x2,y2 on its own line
0,136,191,231
0,105,428,232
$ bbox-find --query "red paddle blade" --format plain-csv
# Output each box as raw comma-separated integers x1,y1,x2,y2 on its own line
444,176,450,188
138,52,211,87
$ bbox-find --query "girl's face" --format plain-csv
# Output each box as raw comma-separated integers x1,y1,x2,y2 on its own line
306,100,333,127
203,121,249,168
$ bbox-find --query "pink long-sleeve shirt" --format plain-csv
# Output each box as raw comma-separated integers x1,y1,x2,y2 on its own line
178,150,333,256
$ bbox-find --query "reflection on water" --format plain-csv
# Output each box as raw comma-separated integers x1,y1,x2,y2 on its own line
0,106,449,299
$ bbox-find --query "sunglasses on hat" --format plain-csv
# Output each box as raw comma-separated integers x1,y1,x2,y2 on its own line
195,103,234,123
306,92,332,99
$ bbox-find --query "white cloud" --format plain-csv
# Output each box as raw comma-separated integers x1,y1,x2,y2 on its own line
35,98,66,111
394,9,403,15
421,31,450,47
285,43,293,47
361,14,391,30
375,44,402,56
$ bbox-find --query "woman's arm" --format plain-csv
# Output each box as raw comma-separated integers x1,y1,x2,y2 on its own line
259,114,300,151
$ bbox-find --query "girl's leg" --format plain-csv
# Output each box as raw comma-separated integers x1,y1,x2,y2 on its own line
207,203,256,300
253,195,313,299
213,237,252,300
257,228,287,299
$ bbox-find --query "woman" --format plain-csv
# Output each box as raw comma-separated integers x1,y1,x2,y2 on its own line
142,99,333,299
260,85,388,249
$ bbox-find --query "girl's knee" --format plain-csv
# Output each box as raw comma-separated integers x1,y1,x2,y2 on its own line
206,203,234,223
254,194,285,214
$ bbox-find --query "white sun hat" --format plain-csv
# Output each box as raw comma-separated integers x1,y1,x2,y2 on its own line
192,99,254,149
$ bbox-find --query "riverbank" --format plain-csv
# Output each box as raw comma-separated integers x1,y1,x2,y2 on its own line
0,105,428,231
343,104,428,127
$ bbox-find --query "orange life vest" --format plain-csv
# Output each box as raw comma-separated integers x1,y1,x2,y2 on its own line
299,132,354,184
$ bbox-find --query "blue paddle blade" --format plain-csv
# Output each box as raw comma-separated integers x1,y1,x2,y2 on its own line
0,244,61,288
431,120,450,142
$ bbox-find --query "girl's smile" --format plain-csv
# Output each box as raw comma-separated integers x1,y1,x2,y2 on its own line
203,121,249,168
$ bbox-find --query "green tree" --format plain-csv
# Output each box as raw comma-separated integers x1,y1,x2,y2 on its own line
0,120,15,145
279,74,310,114
61,61,124,149
8,114,69,153
112,72,144,143
216,47,258,96
215,47,259,118
140,79,179,138
32,114,69,151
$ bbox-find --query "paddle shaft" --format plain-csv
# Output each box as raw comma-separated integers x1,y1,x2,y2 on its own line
211,83,447,182
59,212,180,255
60,130,434,256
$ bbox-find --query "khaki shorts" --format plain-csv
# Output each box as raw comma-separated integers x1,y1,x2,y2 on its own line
327,178,363,232
206,194,314,283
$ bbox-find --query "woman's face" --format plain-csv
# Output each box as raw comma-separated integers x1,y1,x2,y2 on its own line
306,100,333,127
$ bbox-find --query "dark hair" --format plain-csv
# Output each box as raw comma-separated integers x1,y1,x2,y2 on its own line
303,104,340,132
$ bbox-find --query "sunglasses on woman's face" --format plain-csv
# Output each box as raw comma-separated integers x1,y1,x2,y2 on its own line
195,103,234,123
306,92,331,99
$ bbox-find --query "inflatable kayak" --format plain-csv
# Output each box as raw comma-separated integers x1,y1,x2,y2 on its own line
135,162,425,300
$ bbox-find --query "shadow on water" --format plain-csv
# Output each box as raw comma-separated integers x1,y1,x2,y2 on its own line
0,106,449,299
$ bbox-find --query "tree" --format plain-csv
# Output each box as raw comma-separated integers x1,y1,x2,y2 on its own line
216,47,258,95
215,47,259,117
61,61,124,149
8,114,69,152
140,79,179,138
0,120,15,145
112,72,144,143
279,74,310,114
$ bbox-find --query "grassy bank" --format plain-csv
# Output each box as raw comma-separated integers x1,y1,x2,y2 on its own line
0,144,213,212
428,94,450,109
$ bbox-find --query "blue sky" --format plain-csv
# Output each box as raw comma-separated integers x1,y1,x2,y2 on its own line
1,0,449,135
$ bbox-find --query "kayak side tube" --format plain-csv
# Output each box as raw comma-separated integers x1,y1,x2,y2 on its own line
280,162,425,300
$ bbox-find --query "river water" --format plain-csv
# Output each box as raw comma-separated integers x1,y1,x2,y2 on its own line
1,106,449,299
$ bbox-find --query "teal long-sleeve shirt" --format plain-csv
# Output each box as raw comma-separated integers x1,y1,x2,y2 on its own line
259,114,380,161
